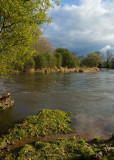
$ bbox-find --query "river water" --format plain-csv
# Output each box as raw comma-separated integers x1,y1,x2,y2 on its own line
0,69,114,139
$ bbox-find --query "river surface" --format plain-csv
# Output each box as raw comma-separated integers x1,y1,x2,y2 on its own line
0,69,114,139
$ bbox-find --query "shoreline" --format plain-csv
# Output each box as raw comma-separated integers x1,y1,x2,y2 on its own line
26,67,100,74
0,133,113,159
0,110,113,159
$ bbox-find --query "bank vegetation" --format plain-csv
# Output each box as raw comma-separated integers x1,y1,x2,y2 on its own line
0,110,113,160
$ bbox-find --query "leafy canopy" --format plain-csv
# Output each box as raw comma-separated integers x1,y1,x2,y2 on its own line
0,0,59,78
81,53,101,67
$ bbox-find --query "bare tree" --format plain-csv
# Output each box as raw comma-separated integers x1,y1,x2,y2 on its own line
106,50,113,68
33,37,52,53
106,50,113,62
72,51,78,57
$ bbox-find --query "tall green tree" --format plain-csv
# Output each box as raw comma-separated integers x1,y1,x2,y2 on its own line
34,52,57,69
0,0,55,77
56,48,80,68
81,53,101,67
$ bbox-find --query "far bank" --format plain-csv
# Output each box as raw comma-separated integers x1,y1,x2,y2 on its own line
25,67,100,74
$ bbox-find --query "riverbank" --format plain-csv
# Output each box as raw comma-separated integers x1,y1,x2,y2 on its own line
0,110,113,159
27,67,100,74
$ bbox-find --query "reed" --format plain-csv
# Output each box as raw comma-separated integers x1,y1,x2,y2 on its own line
35,67,100,74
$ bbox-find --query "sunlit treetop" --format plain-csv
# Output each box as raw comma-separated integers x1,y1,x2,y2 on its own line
0,0,59,78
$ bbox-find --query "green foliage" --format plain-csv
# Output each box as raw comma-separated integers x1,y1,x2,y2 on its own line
0,110,73,150
44,52,57,68
55,53,63,68
0,110,114,160
24,57,35,71
92,137,102,144
34,54,47,69
0,0,53,77
34,52,57,69
1,138,100,160
74,57,80,67
81,53,101,67
103,154,114,160
56,48,80,68
106,61,112,68
111,59,114,69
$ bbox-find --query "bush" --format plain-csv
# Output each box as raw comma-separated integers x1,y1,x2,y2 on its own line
81,53,101,67
44,52,57,68
55,53,63,68
34,52,56,69
92,137,102,144
34,54,47,69
56,48,80,68
24,57,35,70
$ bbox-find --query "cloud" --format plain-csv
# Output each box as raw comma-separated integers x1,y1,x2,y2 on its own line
44,0,114,54
100,45,112,52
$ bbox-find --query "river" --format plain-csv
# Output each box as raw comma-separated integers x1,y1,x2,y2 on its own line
0,69,114,139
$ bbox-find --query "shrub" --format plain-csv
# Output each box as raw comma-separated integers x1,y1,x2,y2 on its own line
44,52,57,68
34,54,47,69
55,53,63,68
34,52,57,69
56,48,80,68
24,57,35,70
92,137,102,144
81,53,101,67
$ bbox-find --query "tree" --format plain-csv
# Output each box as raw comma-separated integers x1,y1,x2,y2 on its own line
33,36,52,54
0,0,55,77
34,52,57,69
44,52,57,68
24,57,35,71
72,51,78,57
81,53,101,67
55,53,63,68
56,48,80,68
95,51,105,67
34,54,47,69
111,58,114,69
105,50,113,68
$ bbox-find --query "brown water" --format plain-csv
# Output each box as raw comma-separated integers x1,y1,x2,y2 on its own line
0,69,114,139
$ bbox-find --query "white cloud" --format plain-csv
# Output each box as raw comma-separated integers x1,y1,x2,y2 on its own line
100,45,112,52
44,0,114,54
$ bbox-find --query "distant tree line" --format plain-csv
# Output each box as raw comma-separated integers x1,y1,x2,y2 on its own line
17,35,114,71
21,36,114,71
80,50,114,69
22,47,80,71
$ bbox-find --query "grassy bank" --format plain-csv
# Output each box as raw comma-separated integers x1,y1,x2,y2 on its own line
0,110,113,160
27,67,100,74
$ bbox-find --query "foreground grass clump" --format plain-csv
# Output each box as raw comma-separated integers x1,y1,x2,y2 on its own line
2,137,114,160
0,110,73,150
0,110,114,160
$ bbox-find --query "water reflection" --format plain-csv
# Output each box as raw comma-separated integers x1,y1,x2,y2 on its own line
0,69,114,138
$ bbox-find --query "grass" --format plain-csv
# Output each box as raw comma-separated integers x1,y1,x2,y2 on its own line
0,109,113,160
2,137,114,160
0,110,73,150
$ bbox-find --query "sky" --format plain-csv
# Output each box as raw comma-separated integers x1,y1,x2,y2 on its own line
44,0,114,55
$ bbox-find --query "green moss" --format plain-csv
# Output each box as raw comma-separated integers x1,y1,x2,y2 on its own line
0,110,73,149
0,110,114,160
103,154,114,160
92,137,102,144
3,138,113,160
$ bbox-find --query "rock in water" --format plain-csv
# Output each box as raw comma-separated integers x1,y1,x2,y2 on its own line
0,93,14,110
